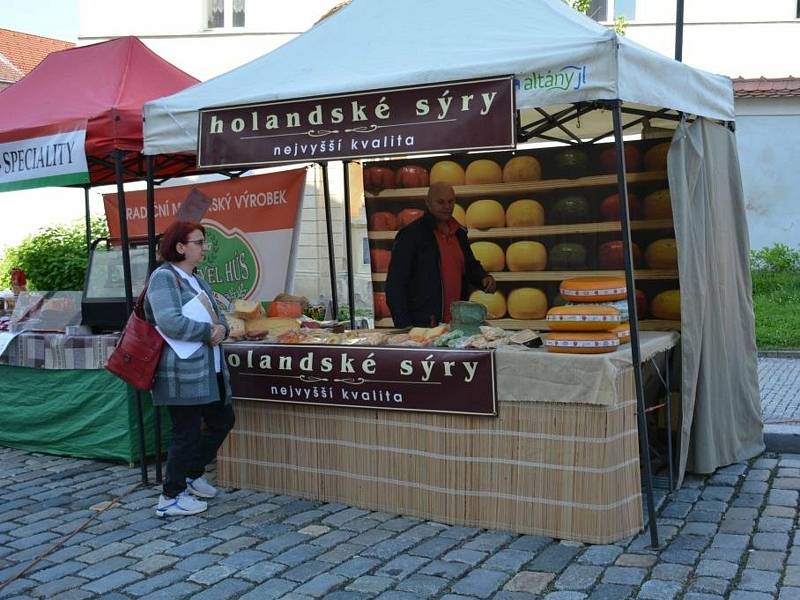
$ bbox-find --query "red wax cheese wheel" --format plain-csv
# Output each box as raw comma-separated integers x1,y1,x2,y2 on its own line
636,289,648,318
610,322,631,344
507,287,548,319
599,193,642,221
544,331,620,354
369,249,392,273
644,143,670,171
645,238,678,269
363,166,395,193
599,145,642,174
651,289,681,320
465,159,503,185
503,156,542,182
471,242,505,272
394,165,429,188
560,276,627,302
430,160,465,186
369,211,397,231
373,292,391,320
598,241,642,269
468,290,506,319
545,305,623,332
397,208,425,228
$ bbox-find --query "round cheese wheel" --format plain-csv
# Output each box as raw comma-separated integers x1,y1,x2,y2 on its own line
468,290,506,319
643,189,672,220
644,142,670,171
430,160,465,186
465,159,503,184
506,241,547,271
545,305,623,331
651,289,681,320
466,199,505,229
452,204,467,226
369,248,392,273
544,331,620,354
471,241,505,272
560,276,627,302
503,156,542,182
645,238,678,269
507,287,548,319
610,322,630,344
505,199,545,227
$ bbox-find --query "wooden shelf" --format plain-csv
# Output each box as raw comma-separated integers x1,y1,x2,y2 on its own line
368,219,674,241
374,317,681,331
366,171,667,202
370,269,678,283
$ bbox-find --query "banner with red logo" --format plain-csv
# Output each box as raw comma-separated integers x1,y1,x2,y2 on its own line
103,169,306,307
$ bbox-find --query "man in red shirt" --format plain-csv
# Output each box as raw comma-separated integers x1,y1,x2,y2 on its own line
386,182,496,327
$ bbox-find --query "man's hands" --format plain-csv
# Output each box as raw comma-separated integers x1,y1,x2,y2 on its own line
209,323,226,346
481,275,497,294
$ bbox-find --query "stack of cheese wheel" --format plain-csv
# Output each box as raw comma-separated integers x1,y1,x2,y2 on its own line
544,276,628,354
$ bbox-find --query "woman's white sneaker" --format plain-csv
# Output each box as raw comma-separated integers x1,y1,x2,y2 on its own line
156,491,207,517
186,475,218,498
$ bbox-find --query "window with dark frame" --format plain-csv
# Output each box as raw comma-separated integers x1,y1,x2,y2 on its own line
207,0,246,29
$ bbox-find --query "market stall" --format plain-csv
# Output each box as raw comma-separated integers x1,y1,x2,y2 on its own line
141,0,763,543
0,37,199,471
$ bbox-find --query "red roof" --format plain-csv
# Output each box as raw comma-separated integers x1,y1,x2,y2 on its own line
0,36,200,184
0,28,73,78
733,77,800,98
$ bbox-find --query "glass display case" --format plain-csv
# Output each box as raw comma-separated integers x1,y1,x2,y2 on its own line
82,239,150,331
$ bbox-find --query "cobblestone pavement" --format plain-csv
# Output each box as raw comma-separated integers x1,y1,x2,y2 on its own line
759,358,800,425
2,447,800,600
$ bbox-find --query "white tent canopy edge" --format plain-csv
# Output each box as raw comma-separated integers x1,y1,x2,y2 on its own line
142,0,734,156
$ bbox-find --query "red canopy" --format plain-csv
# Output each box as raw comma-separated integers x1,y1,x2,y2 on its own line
0,36,199,184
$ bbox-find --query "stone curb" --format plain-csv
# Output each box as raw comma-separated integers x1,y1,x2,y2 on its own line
758,350,800,358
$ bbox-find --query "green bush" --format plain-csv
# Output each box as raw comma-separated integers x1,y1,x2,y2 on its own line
0,217,109,291
750,243,800,272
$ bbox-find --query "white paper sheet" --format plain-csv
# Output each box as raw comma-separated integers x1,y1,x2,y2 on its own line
157,292,216,359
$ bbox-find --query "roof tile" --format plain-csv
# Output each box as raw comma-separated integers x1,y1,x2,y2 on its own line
0,28,74,78
733,77,800,98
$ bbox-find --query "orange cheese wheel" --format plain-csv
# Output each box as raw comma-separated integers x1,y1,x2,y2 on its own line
545,305,623,331
544,331,620,354
651,289,681,320
610,322,630,344
560,276,627,302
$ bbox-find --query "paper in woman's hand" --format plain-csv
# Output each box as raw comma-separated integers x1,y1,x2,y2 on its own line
157,291,217,358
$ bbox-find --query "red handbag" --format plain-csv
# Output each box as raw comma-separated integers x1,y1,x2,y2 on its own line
105,282,165,391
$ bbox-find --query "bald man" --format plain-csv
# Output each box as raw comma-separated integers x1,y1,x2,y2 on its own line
385,182,496,327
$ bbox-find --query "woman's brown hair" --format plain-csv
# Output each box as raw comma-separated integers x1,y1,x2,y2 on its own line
159,221,206,263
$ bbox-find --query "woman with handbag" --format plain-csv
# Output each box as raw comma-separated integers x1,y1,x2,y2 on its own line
144,221,235,517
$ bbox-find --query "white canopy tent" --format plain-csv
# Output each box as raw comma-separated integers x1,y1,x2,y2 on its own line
143,0,734,155
141,0,763,546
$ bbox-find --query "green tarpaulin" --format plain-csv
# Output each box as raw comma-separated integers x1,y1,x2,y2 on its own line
0,365,169,463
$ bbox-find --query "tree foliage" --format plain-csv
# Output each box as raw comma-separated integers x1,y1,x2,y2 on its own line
565,0,627,34
0,217,109,291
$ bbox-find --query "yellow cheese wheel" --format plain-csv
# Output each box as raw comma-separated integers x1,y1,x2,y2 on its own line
645,238,678,269
651,289,681,320
544,331,620,354
466,199,505,229
430,160,466,186
471,241,505,272
503,156,542,182
505,199,545,227
644,142,670,171
643,189,673,220
452,204,466,226
465,159,503,184
610,322,630,344
469,290,507,319
506,241,547,271
507,287,548,319
546,305,623,331
560,276,627,303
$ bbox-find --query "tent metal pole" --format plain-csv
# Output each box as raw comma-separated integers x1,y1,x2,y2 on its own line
675,0,685,62
145,156,162,484
665,349,674,490
342,161,356,329
83,186,92,257
611,103,659,548
114,150,149,486
321,163,339,320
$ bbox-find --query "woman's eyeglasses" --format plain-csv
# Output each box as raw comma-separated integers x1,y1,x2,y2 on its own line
184,240,208,248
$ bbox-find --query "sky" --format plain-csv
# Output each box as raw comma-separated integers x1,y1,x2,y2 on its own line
1,0,79,42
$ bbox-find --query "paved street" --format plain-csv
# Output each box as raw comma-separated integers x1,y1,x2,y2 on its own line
0,357,798,599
